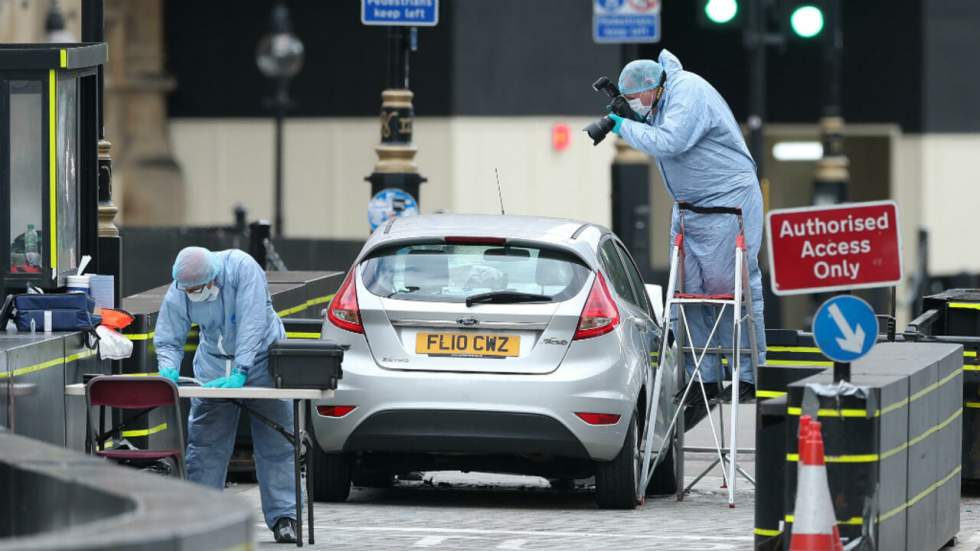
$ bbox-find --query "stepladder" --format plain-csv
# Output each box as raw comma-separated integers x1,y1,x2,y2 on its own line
639,202,761,508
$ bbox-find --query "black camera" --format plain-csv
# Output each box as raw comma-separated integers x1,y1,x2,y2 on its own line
583,76,639,146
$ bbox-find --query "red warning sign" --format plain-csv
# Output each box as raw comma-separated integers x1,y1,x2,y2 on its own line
766,201,903,296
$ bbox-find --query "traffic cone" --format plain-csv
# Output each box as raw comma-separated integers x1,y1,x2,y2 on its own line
788,415,844,551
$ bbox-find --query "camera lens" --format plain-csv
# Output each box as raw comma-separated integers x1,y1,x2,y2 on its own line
584,116,615,146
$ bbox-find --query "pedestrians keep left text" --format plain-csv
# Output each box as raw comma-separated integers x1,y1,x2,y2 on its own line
362,0,439,27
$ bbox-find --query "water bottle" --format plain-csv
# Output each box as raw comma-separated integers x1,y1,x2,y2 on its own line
25,224,39,266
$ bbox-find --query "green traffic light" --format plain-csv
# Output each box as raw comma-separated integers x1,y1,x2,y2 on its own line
705,0,738,24
790,5,825,38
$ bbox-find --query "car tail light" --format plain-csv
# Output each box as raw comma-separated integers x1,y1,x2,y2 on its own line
317,405,357,418
444,236,506,245
575,412,621,425
327,269,363,333
573,272,620,340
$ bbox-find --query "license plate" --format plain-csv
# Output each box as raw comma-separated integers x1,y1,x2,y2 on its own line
415,332,520,358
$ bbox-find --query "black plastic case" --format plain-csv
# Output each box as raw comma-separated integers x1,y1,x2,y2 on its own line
268,339,344,390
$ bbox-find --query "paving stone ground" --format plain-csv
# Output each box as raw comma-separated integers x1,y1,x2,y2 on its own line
230,404,980,550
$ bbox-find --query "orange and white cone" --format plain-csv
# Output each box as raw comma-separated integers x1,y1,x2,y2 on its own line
788,415,844,551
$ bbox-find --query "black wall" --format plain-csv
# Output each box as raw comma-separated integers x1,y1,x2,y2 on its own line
165,0,975,132
922,0,980,132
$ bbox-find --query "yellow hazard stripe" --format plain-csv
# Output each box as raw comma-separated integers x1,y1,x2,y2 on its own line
126,293,336,342
756,390,787,398
787,406,875,418
276,294,335,317
49,70,57,273
754,527,782,537
787,407,963,464
950,302,980,311
965,402,980,408
878,465,962,523
767,346,821,354
286,332,321,339
786,452,878,463
784,514,863,526
121,422,168,438
0,349,96,379
767,359,834,367
787,367,963,418
59,48,67,68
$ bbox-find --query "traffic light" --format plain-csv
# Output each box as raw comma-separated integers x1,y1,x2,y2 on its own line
698,0,742,28
785,2,827,40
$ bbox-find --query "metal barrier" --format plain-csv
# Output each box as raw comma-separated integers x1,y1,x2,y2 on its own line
0,430,252,550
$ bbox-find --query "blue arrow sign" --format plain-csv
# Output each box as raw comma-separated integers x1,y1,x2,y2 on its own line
812,295,879,363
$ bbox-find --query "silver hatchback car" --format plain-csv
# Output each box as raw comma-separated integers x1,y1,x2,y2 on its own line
311,214,678,509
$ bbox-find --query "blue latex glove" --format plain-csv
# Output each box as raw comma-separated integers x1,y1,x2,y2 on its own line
609,113,624,135
204,368,247,389
158,367,179,383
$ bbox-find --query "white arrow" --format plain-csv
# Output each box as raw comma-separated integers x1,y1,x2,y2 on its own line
828,303,866,354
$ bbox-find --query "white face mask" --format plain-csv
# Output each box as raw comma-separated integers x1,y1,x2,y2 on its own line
628,97,650,118
187,284,220,303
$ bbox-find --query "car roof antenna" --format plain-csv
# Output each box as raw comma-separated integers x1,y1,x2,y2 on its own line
495,168,505,215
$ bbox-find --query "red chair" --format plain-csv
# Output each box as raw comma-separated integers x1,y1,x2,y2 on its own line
85,375,187,478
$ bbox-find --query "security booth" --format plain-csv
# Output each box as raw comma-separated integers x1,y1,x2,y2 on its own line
0,43,106,293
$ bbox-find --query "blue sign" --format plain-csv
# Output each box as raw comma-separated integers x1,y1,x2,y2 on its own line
593,0,661,44
368,188,419,231
812,295,879,363
362,0,438,27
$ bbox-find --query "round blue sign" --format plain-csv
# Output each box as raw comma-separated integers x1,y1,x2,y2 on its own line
596,0,625,12
812,295,878,363
368,188,419,231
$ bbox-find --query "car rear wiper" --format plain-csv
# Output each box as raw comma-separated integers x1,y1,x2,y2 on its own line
465,291,552,307
385,286,419,298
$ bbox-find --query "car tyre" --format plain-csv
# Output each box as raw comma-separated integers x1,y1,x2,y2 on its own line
594,411,641,510
352,468,394,489
646,434,678,496
310,431,351,502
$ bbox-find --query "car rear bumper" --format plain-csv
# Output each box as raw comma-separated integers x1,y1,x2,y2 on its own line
311,331,649,462
344,409,592,458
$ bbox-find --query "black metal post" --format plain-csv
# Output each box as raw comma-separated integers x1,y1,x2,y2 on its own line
745,0,766,180
83,0,122,308
366,27,426,211
248,221,271,269
274,79,287,237
833,361,850,383
812,0,848,205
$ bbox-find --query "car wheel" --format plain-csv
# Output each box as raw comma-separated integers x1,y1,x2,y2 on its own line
310,430,351,502
549,478,575,491
594,410,641,510
646,434,678,496
352,468,394,488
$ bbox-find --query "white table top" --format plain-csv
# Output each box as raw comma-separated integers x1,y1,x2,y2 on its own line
65,382,333,400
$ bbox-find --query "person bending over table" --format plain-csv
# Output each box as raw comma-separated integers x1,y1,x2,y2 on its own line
155,246,297,544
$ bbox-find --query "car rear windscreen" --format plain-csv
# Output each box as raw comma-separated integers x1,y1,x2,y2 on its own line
360,242,591,303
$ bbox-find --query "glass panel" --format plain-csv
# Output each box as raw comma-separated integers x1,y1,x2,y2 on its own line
615,242,654,317
360,243,590,303
9,81,44,274
57,76,78,273
599,240,638,308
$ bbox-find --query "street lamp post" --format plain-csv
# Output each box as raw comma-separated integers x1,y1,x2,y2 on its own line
256,2,304,237
812,0,848,206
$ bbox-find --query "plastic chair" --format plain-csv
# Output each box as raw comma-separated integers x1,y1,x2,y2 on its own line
85,375,187,478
